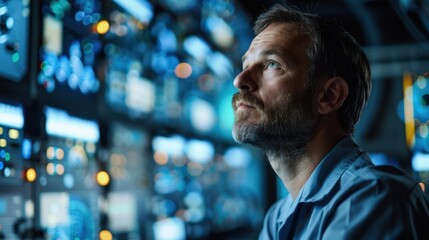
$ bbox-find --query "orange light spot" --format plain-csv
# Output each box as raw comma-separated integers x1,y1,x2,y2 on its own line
175,62,192,79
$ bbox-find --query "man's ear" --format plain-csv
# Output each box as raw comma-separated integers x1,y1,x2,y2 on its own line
317,77,348,115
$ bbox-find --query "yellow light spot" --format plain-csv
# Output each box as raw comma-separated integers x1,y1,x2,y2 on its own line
403,73,415,148
96,171,110,186
136,22,146,29
0,139,6,147
8,129,19,139
46,147,55,160
175,62,192,79
46,163,55,175
56,148,64,160
25,168,37,182
56,164,65,175
96,20,110,34
99,230,113,240
154,151,168,165
0,127,3,135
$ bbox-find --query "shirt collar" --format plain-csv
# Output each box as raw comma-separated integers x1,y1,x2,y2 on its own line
275,136,364,225
299,136,364,202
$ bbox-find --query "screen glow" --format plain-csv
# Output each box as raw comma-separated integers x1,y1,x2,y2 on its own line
0,102,24,128
45,107,100,142
412,152,429,171
40,192,70,227
153,217,186,240
113,0,153,23
107,192,137,232
185,139,214,164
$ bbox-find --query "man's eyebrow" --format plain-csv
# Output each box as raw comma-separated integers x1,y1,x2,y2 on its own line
242,49,289,63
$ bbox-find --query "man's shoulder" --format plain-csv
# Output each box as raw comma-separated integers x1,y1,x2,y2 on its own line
341,160,424,201
323,163,429,239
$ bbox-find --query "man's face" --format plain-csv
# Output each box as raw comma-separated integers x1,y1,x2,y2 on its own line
232,22,316,150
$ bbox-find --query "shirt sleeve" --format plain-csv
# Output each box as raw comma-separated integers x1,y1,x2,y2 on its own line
322,178,429,240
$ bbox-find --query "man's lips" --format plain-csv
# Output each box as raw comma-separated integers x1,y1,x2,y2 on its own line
236,101,256,110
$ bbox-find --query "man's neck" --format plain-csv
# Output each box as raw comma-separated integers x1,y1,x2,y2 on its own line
267,129,349,200
267,151,317,200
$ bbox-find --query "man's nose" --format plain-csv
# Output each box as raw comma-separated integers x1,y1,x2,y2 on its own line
233,67,257,92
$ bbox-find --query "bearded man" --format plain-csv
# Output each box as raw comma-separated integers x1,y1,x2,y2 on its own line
232,3,429,239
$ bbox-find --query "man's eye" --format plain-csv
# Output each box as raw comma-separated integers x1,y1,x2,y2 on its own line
267,61,281,69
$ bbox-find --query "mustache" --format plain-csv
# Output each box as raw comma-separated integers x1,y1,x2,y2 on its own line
232,92,264,110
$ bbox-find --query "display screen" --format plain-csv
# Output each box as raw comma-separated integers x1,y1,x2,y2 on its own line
37,0,102,118
40,192,99,240
39,107,99,191
0,101,24,185
107,192,137,232
0,102,24,129
108,122,150,187
153,217,186,240
151,134,265,238
106,122,152,238
38,106,101,239
38,0,101,93
103,0,155,119
44,107,99,143
0,0,30,82
104,46,156,118
0,195,22,240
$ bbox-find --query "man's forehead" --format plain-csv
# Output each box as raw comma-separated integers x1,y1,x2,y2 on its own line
258,22,298,38
242,23,304,62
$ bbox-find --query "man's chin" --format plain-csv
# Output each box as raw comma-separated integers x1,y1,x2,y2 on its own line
232,124,259,145
232,125,248,144
232,127,243,143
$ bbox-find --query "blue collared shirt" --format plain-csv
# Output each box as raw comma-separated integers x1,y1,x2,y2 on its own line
259,137,429,239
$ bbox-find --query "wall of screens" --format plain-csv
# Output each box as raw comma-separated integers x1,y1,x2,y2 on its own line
0,0,268,239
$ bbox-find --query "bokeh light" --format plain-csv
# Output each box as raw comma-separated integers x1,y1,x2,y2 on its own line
174,62,192,79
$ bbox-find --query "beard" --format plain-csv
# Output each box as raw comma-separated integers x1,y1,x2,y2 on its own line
232,89,317,161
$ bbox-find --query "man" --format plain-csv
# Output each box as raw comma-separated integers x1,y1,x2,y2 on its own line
232,3,429,239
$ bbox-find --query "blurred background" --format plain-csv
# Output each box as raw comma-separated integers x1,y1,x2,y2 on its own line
0,0,428,239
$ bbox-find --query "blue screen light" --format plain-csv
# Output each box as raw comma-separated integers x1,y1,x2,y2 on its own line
412,152,429,172
203,15,234,48
0,198,6,214
206,51,233,80
45,107,100,143
183,36,211,62
224,147,251,168
185,139,214,164
22,138,32,160
152,135,185,156
153,217,186,240
113,0,153,23
0,102,24,129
